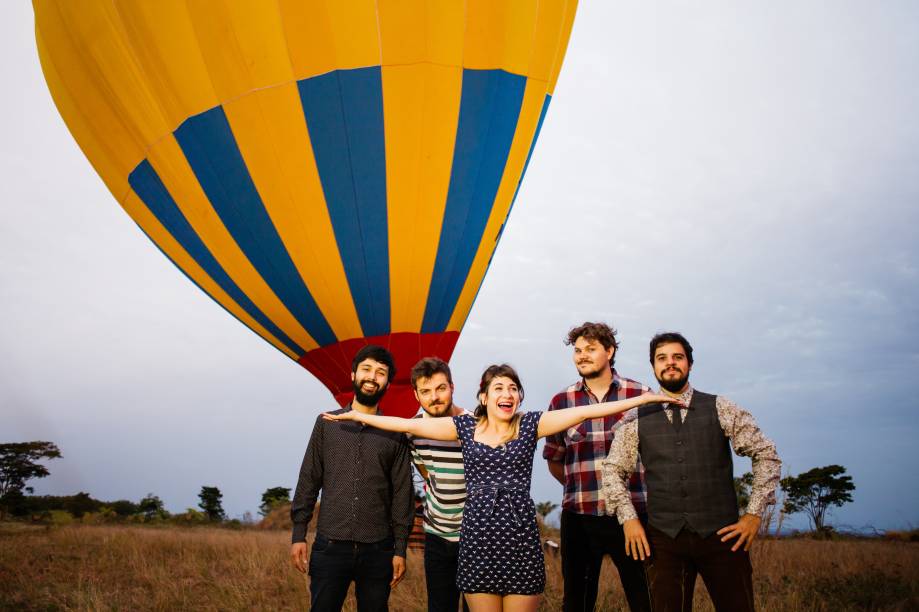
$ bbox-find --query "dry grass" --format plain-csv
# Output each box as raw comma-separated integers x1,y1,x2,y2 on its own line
1,524,917,611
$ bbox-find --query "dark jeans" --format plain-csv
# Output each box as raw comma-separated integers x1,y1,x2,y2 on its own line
561,510,651,612
423,533,468,612
645,524,755,612
308,534,394,611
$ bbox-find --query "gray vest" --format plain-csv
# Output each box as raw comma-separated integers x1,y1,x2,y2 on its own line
637,390,738,538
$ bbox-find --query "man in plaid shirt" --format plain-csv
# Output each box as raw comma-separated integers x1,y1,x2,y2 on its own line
543,322,652,612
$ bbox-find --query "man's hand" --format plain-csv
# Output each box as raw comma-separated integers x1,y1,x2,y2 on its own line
290,542,308,573
623,519,651,561
717,514,761,552
547,460,566,486
390,555,406,588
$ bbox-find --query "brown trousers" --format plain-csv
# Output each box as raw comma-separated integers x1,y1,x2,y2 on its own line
645,524,755,612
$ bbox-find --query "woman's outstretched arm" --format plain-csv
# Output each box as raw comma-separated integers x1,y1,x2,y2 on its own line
536,393,682,439
322,410,459,441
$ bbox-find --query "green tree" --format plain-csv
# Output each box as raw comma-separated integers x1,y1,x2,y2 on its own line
0,441,62,519
535,501,559,522
734,472,755,512
198,486,226,521
0,441,62,498
259,486,291,516
109,499,139,517
780,465,855,534
63,492,99,518
138,493,168,520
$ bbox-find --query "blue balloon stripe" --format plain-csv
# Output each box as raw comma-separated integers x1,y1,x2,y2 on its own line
421,69,527,333
297,67,391,337
453,93,553,332
506,94,551,229
173,107,337,347
128,160,305,356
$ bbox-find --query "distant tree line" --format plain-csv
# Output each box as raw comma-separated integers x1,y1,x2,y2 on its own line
1,440,292,527
5,440,856,536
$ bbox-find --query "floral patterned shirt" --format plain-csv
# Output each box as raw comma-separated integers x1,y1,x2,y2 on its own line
600,385,781,524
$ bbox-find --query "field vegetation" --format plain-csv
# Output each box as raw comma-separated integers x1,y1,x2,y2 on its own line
1,521,916,611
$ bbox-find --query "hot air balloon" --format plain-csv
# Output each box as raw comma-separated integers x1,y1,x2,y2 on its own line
33,1,577,417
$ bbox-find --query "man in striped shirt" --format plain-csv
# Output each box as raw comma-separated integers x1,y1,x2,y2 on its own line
407,357,469,612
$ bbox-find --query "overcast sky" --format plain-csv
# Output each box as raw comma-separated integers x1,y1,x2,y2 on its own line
3,2,918,531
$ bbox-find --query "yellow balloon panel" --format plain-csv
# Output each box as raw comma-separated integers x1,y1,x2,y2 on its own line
34,0,578,416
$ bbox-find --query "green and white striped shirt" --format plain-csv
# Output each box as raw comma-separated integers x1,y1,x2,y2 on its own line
408,410,467,542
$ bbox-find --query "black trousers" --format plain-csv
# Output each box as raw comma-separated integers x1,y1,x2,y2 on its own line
560,510,652,612
645,524,755,612
423,533,469,612
308,534,394,611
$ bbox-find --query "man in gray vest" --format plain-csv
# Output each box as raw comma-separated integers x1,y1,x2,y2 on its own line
600,332,781,611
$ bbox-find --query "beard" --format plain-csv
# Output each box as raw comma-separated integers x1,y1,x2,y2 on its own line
353,379,388,406
657,369,689,393
422,400,453,418
578,361,607,380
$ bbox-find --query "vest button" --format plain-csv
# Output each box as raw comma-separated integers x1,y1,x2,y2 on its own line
676,440,683,446
677,457,684,463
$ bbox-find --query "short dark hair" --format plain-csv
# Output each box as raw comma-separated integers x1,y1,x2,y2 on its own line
565,322,619,366
649,332,694,365
351,345,397,379
410,357,453,389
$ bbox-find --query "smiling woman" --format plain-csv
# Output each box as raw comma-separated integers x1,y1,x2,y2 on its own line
323,365,676,611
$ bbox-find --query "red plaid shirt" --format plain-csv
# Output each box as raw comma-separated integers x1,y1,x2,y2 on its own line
542,371,650,516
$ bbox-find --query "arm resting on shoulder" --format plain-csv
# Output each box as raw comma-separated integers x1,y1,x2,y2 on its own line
537,393,674,439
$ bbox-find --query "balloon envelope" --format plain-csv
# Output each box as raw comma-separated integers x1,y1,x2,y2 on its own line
33,0,577,416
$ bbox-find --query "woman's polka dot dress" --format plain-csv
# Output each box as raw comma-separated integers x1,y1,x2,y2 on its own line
451,411,545,595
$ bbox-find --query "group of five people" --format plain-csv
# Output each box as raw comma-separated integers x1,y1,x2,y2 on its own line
290,322,781,611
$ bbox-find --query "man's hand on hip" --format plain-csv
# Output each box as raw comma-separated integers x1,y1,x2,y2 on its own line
717,514,761,552
390,555,406,588
623,518,651,561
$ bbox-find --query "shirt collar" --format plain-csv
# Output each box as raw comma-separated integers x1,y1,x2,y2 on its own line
575,369,622,400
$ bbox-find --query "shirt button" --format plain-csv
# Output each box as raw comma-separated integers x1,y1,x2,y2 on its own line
677,457,685,463
680,475,688,481
676,440,683,446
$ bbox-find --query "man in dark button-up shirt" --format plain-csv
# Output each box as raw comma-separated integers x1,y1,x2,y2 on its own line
290,345,414,611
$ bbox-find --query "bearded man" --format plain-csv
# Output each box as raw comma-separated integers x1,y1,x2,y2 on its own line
290,345,414,611
406,357,470,612
601,332,781,611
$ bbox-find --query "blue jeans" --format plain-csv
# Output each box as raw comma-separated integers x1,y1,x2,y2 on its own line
423,533,468,612
309,534,394,611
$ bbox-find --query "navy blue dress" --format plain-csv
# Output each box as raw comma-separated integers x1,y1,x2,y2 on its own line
452,411,545,595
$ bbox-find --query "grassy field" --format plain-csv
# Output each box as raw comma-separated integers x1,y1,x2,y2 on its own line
1,523,917,611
